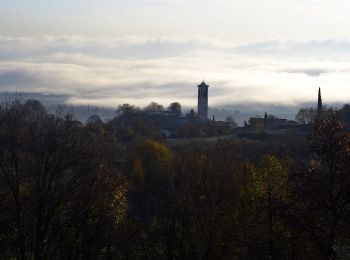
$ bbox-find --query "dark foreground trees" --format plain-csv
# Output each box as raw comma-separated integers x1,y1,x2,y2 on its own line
122,111,350,259
1,99,350,259
0,100,126,259
290,112,350,258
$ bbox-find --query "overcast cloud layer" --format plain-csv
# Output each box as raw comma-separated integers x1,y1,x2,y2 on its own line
2,0,350,108
1,35,350,107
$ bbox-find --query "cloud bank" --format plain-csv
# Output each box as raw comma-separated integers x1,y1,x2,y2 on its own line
1,35,350,108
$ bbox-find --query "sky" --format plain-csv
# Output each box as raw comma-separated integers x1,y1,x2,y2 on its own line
1,0,350,108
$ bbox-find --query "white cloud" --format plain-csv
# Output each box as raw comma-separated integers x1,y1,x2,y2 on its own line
0,35,350,108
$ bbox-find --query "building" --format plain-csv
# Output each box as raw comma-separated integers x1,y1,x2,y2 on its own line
248,113,288,129
197,81,209,120
317,87,323,119
318,87,323,112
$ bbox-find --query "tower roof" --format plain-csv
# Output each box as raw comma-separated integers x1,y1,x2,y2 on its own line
198,81,209,88
318,87,323,112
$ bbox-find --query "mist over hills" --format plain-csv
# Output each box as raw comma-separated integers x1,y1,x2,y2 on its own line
0,92,328,125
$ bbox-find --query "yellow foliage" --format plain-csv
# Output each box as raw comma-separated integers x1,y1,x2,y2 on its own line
128,140,174,179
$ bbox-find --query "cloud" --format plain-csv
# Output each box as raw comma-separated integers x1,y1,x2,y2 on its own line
0,35,230,60
1,35,350,108
280,68,334,77
233,39,350,60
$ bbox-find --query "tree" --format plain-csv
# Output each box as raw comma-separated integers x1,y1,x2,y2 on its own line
292,111,350,258
86,114,103,125
256,155,291,259
186,109,197,120
72,163,127,259
0,97,27,259
126,141,175,258
117,103,138,116
0,101,99,259
168,102,182,115
22,99,47,117
336,104,350,129
225,115,238,129
295,108,316,125
144,102,165,113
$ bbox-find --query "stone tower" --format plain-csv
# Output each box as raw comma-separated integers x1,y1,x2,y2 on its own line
197,81,209,120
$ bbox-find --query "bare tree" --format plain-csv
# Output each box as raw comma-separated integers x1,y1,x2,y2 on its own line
295,108,316,125
0,100,97,259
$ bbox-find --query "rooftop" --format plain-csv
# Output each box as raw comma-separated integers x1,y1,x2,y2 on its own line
198,81,209,88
